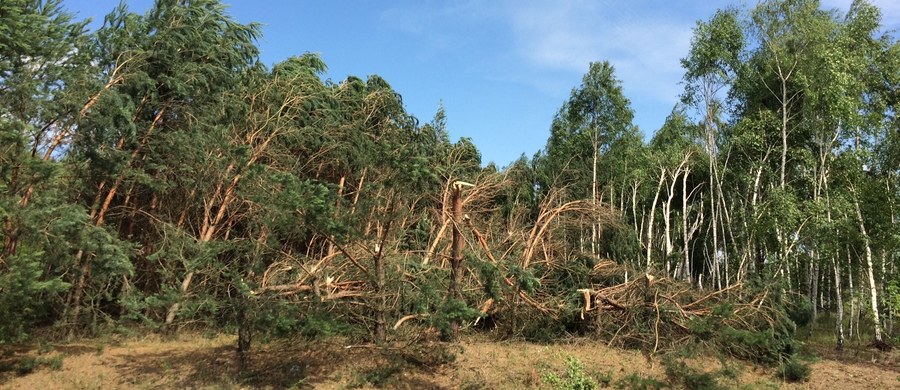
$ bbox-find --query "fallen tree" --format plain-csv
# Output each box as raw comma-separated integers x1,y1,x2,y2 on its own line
575,262,806,365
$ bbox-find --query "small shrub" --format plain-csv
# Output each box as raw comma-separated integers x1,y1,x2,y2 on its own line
36,342,52,355
594,370,613,387
11,354,66,376
16,357,37,375
662,356,722,390
777,358,811,382
717,357,741,381
40,355,64,370
543,356,600,390
431,298,480,340
296,311,351,340
785,296,814,328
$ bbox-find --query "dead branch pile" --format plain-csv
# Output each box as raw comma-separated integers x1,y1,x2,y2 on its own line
577,264,798,364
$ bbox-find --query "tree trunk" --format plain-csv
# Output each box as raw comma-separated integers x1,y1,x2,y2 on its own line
833,255,844,350
847,249,856,339
591,131,599,256
880,250,890,337
236,301,251,370
811,260,819,325
780,80,788,190
854,195,883,343
373,213,393,344
447,184,463,340
65,110,164,331
645,169,666,270
680,168,691,282
663,171,677,276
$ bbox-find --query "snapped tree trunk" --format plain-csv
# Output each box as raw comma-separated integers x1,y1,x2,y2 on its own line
447,183,463,340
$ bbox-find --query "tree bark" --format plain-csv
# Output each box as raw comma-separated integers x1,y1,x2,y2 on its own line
645,168,666,270
853,194,883,343
591,128,599,256
847,248,856,339
833,255,844,350
447,184,463,340
373,203,393,344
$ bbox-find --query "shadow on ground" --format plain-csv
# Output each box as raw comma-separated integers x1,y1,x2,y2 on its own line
109,339,455,389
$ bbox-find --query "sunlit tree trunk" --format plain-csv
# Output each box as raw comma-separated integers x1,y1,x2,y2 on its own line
645,169,666,270
853,193,883,343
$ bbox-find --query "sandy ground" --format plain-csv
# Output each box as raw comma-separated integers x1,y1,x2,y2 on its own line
1,334,899,389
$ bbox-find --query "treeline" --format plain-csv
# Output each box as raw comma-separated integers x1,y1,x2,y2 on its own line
0,0,898,360
533,0,900,349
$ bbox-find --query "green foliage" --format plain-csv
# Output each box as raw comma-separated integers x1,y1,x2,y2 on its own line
472,259,503,301
661,356,723,390
888,282,900,316
250,302,354,341
431,299,480,340
785,295,814,328
11,354,63,376
41,355,64,371
685,295,799,366
0,191,134,341
296,311,354,340
508,264,541,295
348,364,403,388
542,356,600,390
15,357,37,376
536,60,635,205
0,251,69,342
704,320,793,365
777,357,811,382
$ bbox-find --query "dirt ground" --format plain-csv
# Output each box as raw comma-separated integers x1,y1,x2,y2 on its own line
1,333,899,389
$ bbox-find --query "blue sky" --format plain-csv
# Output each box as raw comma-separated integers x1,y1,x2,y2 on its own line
65,0,900,167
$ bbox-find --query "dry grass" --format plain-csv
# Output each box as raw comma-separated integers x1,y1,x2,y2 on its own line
1,332,899,389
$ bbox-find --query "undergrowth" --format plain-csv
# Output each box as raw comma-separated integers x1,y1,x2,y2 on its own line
777,357,811,382
542,355,606,390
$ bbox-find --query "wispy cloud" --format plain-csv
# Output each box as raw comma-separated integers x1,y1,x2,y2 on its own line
381,0,898,91
378,1,702,100
376,0,720,137
378,1,497,63
377,0,897,143
502,1,696,104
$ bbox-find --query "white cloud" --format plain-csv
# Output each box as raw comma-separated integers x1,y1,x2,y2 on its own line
503,1,695,104
377,1,703,105
378,0,898,141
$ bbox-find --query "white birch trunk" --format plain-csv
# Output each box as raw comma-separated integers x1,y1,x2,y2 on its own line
833,255,844,349
854,196,883,343
645,169,666,270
